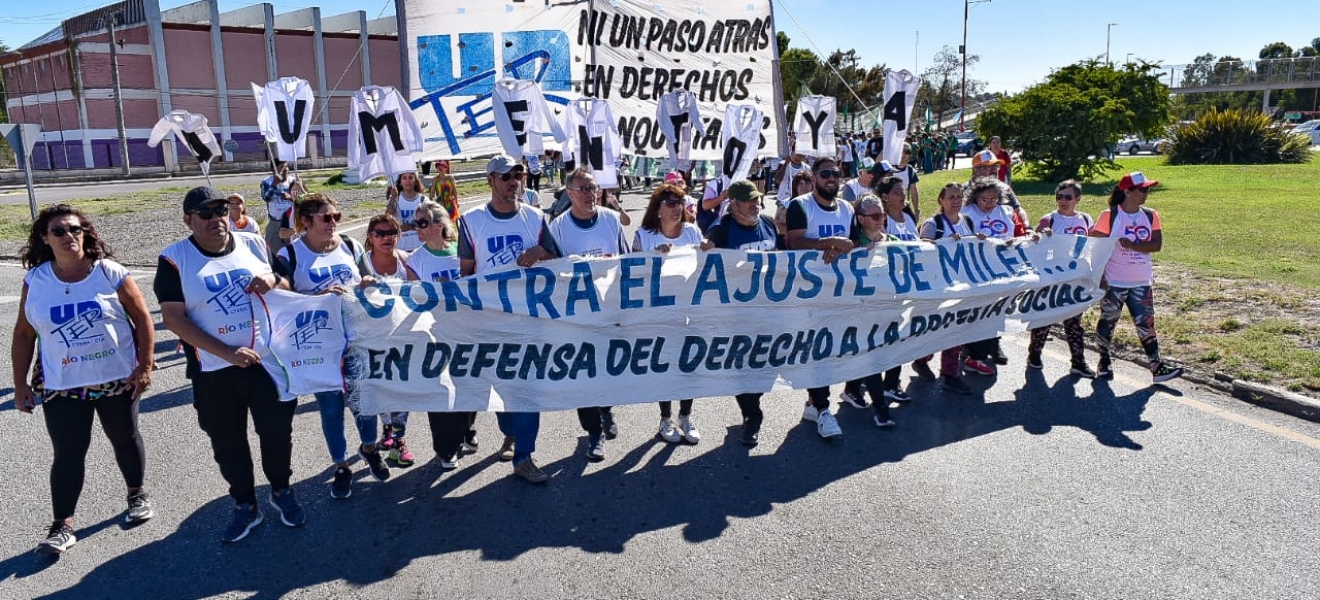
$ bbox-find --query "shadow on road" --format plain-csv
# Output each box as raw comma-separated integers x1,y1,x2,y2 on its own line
11,371,1157,598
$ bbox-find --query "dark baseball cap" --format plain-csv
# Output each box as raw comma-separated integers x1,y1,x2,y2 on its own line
183,186,228,213
728,180,763,202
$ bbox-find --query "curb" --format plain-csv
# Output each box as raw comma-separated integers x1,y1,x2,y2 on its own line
1051,324,1320,425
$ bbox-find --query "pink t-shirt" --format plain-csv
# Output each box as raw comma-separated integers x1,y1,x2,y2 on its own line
1093,207,1162,287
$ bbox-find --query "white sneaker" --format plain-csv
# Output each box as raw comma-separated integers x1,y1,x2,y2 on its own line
816,410,843,439
802,402,819,422
657,418,682,443
679,415,701,444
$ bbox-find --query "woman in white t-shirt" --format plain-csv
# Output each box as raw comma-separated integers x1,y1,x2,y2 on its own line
275,193,391,500
632,183,709,444
12,204,156,555
912,183,979,396
359,213,418,467
386,171,428,252
1028,179,1096,378
226,193,260,234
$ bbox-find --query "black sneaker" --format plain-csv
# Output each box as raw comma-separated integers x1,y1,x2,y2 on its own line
461,431,479,455
330,466,352,499
741,415,762,447
942,376,973,395
839,389,868,409
992,349,1009,365
1070,363,1097,379
1097,356,1114,379
359,445,391,482
1151,362,1184,383
221,504,263,543
125,490,153,524
602,410,619,440
36,521,76,555
1026,353,1043,370
268,489,305,527
586,435,606,462
911,360,937,382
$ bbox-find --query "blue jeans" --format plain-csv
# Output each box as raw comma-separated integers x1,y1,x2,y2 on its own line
314,390,378,464
495,412,539,465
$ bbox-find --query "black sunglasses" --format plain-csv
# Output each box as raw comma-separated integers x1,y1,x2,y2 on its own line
1055,194,1076,201
413,218,432,230
49,224,85,238
317,212,343,223
660,197,684,207
496,169,526,182
815,169,841,179
190,205,228,220
370,228,399,238
569,185,601,194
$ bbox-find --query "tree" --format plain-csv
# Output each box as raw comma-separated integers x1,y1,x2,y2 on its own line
978,60,1171,181
1301,37,1320,57
915,45,982,130
777,31,790,59
806,49,886,126
779,47,820,109
1259,42,1296,60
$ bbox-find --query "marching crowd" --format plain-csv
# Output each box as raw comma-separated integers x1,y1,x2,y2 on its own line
12,138,1184,555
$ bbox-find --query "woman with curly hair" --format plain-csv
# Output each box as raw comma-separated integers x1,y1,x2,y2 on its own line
11,204,156,555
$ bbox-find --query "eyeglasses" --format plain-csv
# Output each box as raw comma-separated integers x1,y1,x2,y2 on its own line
660,198,684,207
496,170,526,182
414,218,432,230
318,212,343,223
190,205,228,220
1055,194,1076,201
48,224,85,237
569,185,601,194
815,169,841,179
370,229,399,238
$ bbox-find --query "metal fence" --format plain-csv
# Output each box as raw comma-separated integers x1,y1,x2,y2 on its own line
1166,57,1320,90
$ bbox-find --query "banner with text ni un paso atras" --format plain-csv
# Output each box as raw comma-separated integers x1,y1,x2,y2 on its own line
400,0,781,161
346,236,1115,414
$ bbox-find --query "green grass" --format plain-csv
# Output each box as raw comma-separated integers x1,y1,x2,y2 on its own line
917,155,1320,289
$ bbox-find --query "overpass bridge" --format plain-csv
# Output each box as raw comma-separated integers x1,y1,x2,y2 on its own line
1163,57,1320,113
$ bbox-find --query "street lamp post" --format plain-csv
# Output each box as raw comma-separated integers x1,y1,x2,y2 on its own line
1106,22,1118,66
960,0,991,132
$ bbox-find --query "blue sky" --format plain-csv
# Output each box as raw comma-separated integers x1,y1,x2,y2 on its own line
3,0,1316,94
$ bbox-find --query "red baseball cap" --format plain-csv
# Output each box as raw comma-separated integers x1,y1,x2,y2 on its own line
1118,171,1158,191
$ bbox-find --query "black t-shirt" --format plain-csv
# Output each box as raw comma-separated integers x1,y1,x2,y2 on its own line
866,137,883,159
154,235,238,378
785,197,861,243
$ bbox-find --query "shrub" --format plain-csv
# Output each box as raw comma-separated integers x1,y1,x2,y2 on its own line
1166,109,1310,165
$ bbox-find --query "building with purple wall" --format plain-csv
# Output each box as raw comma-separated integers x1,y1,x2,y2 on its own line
0,0,400,171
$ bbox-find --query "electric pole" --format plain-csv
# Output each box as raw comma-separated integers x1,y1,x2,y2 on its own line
107,12,131,176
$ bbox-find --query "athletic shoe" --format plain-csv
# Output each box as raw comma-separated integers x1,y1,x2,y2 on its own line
942,376,973,395
963,358,996,376
380,425,395,450
741,415,762,447
221,504,263,543
873,414,896,428
586,435,606,462
658,418,682,443
461,431,479,455
1151,362,1184,383
816,410,843,439
268,488,305,527
513,459,549,484
330,466,352,499
439,454,457,471
840,389,868,409
36,521,76,555
883,388,911,403
679,415,701,444
1070,363,1097,379
992,348,1009,366
125,490,154,524
1097,356,1114,379
497,436,516,462
602,410,619,440
911,360,937,382
802,402,820,422
388,439,415,468
1026,353,1044,370
359,445,391,482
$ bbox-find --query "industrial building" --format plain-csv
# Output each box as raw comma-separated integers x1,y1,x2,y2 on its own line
0,0,400,171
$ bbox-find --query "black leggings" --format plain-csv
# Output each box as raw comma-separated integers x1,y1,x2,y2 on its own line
43,391,146,521
658,399,693,418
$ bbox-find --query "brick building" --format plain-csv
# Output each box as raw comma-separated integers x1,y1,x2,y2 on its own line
0,0,400,171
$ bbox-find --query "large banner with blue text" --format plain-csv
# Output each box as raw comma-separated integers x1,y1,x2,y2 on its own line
344,236,1115,413
400,0,781,162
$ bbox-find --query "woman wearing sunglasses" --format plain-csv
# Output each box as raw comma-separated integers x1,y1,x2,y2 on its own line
632,183,710,445
839,192,902,428
360,214,419,468
275,194,391,500
1027,180,1096,378
12,204,156,555
912,183,980,396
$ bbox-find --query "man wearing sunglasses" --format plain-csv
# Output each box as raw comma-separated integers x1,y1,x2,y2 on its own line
785,157,859,441
454,155,563,484
155,187,302,543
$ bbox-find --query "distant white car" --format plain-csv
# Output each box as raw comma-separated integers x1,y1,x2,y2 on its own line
1116,137,1167,155
1292,120,1320,145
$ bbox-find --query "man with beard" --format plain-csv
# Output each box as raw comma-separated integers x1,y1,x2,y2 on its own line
785,157,859,441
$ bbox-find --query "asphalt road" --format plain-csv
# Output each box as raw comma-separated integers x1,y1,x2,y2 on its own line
0,186,1318,599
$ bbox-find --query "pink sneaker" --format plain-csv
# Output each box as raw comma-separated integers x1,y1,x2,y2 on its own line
963,358,996,376
380,425,395,450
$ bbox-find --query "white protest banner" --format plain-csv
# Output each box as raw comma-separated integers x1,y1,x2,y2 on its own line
793,95,837,159
881,70,919,167
401,0,781,161
340,235,1115,414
